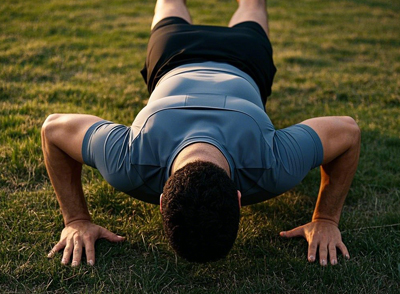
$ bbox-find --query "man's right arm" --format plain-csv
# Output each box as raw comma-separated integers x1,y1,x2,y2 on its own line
41,114,125,266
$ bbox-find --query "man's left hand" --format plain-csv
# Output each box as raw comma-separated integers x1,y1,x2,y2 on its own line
280,221,350,266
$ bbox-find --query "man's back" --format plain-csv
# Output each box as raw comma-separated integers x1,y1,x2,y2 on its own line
105,62,277,204
83,62,322,205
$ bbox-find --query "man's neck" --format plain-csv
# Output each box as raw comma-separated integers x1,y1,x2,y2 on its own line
171,143,231,177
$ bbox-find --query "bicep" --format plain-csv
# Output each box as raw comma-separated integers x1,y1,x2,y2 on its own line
42,114,104,163
300,116,359,165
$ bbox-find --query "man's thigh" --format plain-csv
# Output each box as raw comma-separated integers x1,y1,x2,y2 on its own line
151,0,192,29
229,0,269,36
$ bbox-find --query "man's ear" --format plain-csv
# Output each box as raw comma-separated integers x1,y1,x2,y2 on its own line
237,190,242,209
159,193,163,213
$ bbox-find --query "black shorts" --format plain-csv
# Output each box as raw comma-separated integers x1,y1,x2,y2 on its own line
140,17,277,104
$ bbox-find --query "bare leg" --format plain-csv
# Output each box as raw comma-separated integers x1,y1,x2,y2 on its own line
151,0,192,30
229,0,269,37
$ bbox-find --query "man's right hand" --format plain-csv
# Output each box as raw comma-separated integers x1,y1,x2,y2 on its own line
47,220,125,266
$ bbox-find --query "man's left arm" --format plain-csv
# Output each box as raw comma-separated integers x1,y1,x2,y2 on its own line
280,116,361,266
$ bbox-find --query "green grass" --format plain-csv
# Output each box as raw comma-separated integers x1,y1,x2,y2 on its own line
1,0,400,293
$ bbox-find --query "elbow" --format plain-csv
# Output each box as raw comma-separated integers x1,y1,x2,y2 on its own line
41,113,64,144
343,116,361,147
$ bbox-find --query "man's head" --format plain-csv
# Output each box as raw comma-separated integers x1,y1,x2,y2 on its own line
161,161,240,263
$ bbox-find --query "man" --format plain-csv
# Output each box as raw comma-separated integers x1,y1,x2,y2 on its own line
42,0,360,266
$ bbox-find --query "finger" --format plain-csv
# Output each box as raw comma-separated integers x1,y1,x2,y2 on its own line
71,234,83,267
48,240,66,258
318,243,328,266
307,241,318,263
100,228,125,243
337,242,350,260
83,234,95,266
329,243,338,265
61,238,74,265
279,226,304,238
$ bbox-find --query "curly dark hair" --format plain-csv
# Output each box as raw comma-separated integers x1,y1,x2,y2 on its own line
161,161,240,263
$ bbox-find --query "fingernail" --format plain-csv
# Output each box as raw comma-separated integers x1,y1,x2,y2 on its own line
280,232,286,237
47,251,54,258
345,254,350,260
321,259,327,266
61,258,67,265
308,255,315,262
88,260,94,266
331,259,337,265
71,261,78,267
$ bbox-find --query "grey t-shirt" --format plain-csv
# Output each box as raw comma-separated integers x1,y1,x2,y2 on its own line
83,62,323,205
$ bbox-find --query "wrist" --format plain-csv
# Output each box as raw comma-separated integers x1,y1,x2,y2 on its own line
311,218,339,227
65,217,91,226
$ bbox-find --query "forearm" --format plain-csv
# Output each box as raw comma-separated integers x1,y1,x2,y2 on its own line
312,167,349,225
46,153,91,224
52,160,91,225
42,129,91,225
299,117,361,226
312,140,360,225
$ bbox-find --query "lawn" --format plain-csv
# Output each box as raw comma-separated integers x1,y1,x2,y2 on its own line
1,0,399,293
